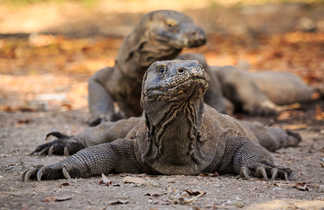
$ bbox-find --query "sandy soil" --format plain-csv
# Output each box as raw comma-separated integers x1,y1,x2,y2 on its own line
0,96,323,210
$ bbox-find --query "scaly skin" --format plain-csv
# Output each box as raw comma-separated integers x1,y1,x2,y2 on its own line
88,10,206,126
24,60,301,181
211,65,315,115
176,53,233,114
164,53,314,116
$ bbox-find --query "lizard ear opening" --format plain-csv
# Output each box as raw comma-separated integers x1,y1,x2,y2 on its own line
140,71,149,108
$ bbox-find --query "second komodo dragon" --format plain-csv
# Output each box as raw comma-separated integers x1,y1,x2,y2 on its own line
88,10,229,126
24,60,301,181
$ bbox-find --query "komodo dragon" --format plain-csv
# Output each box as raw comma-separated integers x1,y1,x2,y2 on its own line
24,60,301,181
212,66,315,115
87,10,229,126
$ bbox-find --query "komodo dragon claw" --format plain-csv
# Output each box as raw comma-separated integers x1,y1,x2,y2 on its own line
22,164,72,181
240,163,292,181
30,132,84,156
246,101,279,116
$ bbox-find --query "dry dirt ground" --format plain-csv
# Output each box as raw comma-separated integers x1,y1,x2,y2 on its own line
0,1,324,209
0,101,324,209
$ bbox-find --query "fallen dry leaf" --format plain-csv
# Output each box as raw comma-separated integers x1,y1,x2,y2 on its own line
315,105,324,121
184,189,206,196
61,103,73,111
277,111,292,121
0,105,36,113
55,196,73,202
41,197,56,202
123,176,147,186
60,182,70,187
16,119,31,125
108,199,129,205
168,189,207,205
312,92,321,100
144,192,165,197
99,173,112,186
294,182,310,191
284,103,301,110
42,196,72,202
273,182,294,188
282,124,307,130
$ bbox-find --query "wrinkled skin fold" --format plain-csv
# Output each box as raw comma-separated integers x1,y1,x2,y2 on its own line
24,60,301,181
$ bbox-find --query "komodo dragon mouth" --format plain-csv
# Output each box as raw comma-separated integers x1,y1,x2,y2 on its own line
145,77,208,97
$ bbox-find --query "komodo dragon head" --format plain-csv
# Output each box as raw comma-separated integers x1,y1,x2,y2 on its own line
138,60,215,175
142,60,208,103
116,10,206,77
144,10,206,49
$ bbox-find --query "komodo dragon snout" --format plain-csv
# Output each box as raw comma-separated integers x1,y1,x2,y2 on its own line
147,10,206,48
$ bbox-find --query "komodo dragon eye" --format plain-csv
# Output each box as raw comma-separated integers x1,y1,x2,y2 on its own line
157,65,167,74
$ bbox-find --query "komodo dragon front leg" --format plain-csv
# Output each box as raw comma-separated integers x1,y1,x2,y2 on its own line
30,117,142,156
24,139,146,181
88,67,124,126
214,136,292,180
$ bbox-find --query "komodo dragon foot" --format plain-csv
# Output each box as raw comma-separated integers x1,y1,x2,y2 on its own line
30,132,84,156
22,164,70,181
239,163,292,180
22,161,84,181
88,112,125,127
222,137,294,181
243,100,280,116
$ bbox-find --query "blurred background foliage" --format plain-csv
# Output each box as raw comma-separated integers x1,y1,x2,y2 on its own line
1,0,324,6
0,0,323,111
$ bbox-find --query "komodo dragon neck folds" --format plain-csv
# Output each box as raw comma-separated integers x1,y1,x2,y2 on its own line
88,10,207,126
24,60,301,181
